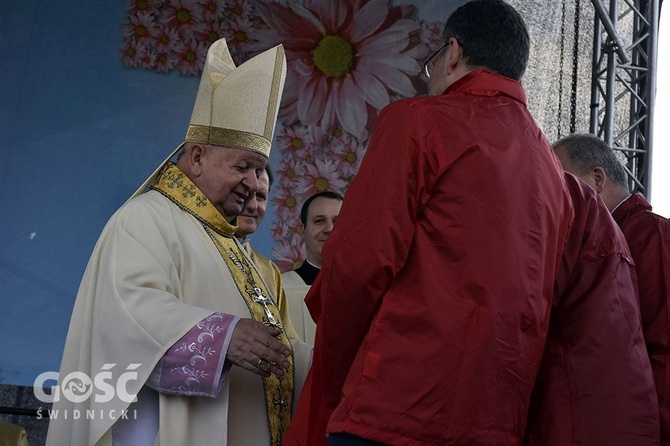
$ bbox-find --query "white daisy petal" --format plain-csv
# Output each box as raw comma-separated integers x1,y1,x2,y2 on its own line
337,77,368,138
348,0,388,43
353,70,390,110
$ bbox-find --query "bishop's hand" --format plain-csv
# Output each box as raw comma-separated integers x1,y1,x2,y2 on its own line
227,318,291,378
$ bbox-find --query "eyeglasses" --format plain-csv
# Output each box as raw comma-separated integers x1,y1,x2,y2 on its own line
422,39,462,78
423,43,449,78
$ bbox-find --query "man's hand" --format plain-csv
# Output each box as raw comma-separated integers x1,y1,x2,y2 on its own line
227,318,291,377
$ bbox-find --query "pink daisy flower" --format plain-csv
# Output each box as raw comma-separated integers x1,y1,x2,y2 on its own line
153,27,182,53
272,184,302,220
124,10,158,42
223,0,254,20
295,157,347,197
154,51,178,73
253,0,421,142
276,157,306,188
122,39,148,68
162,0,202,41
271,213,303,239
425,20,446,51
128,0,163,14
193,20,225,46
222,15,255,62
284,217,305,239
272,238,306,273
332,134,366,177
198,0,224,22
276,124,314,156
270,218,290,240
174,39,207,76
138,47,157,70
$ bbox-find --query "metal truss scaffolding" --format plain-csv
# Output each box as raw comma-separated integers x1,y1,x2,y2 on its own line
590,0,661,198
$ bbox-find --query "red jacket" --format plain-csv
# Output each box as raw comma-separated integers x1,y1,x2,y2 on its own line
284,69,573,445
524,174,659,445
614,193,670,443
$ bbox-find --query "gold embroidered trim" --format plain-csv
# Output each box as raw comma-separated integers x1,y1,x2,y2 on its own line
151,162,237,236
264,46,285,141
152,164,294,445
205,230,294,446
186,125,271,158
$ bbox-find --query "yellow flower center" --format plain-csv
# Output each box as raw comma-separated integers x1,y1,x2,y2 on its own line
137,0,148,10
235,31,247,42
292,138,303,149
346,152,357,164
127,48,137,57
208,31,219,42
177,9,191,23
332,127,342,137
286,197,296,208
313,35,354,78
286,169,295,178
234,6,243,15
159,54,167,63
409,31,420,44
208,3,217,12
161,35,169,44
315,178,329,191
136,26,147,37
186,51,196,62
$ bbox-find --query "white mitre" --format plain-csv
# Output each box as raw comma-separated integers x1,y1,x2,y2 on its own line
130,39,286,198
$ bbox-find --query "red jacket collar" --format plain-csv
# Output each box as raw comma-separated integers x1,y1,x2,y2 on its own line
612,192,652,222
443,69,528,106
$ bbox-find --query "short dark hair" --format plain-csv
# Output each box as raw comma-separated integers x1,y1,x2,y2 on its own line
553,133,628,189
300,191,344,226
443,0,530,80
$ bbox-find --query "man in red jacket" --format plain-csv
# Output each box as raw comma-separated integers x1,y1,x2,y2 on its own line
524,172,659,445
283,1,573,445
554,133,670,443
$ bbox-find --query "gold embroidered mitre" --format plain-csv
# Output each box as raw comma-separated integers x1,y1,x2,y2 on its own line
186,39,286,158
129,39,286,200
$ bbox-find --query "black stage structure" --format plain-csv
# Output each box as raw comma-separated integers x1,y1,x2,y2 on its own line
590,0,662,198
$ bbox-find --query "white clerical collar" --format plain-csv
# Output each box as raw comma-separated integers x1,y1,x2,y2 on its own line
305,259,322,270
611,194,632,214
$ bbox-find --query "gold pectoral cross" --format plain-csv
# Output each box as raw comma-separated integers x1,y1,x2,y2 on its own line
252,287,278,327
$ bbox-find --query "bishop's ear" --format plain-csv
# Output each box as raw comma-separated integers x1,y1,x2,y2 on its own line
188,144,205,177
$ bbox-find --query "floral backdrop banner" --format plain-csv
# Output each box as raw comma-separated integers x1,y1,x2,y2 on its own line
122,0,450,271
121,0,592,271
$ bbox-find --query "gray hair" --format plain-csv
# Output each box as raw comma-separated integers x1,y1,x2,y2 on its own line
553,133,628,189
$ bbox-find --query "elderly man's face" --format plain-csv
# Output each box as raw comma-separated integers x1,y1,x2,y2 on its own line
193,145,267,222
236,169,270,238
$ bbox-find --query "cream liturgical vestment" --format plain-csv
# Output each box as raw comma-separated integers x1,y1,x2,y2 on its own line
281,271,316,344
47,163,309,446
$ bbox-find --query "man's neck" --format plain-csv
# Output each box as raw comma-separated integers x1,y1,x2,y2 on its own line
604,187,631,212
